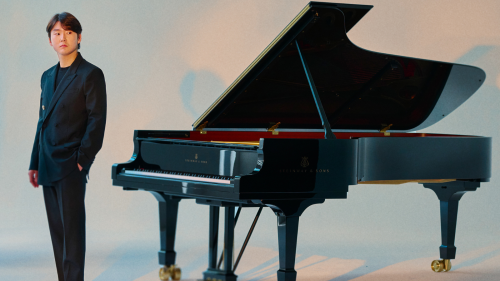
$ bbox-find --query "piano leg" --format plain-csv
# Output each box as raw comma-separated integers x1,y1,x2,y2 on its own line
263,199,325,281
203,205,237,281
423,181,480,272
276,214,299,281
208,206,220,271
150,192,182,280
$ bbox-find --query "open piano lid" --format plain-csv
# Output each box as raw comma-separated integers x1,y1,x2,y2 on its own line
193,2,485,133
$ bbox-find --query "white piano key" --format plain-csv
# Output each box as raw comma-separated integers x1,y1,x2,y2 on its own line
124,170,231,184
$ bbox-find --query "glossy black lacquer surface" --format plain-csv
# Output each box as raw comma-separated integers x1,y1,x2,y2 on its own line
111,2,491,281
196,3,459,131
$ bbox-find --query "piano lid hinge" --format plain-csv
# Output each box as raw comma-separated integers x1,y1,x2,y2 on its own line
268,122,281,135
196,121,208,134
380,124,393,136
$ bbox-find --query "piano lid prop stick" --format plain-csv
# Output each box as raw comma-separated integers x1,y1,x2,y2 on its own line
295,40,336,140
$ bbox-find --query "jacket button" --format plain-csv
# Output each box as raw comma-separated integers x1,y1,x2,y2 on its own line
55,124,58,127
51,141,56,145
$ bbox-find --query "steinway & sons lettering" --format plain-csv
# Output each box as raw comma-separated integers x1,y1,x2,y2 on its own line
185,159,208,164
279,169,330,173
185,153,207,164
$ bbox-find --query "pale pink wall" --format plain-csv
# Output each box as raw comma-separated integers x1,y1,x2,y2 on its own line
0,1,499,280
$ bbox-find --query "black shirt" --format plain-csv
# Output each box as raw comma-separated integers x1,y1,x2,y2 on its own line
48,65,69,104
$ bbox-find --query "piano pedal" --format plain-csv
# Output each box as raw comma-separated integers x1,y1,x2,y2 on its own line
159,265,181,280
431,259,451,272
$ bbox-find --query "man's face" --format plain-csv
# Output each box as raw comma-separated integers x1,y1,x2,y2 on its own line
49,21,81,56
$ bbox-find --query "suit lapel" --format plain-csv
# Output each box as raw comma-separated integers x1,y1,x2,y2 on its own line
43,52,84,121
45,65,57,105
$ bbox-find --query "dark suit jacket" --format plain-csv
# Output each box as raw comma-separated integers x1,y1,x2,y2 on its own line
29,52,106,185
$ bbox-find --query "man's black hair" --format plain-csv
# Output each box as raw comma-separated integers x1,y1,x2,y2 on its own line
46,12,82,49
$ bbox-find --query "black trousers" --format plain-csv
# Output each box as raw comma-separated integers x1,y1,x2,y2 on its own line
43,167,87,281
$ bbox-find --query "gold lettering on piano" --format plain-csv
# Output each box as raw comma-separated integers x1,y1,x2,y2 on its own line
185,153,207,163
185,159,208,164
279,169,330,173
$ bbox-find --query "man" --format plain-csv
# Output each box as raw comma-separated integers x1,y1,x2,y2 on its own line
27,12,106,281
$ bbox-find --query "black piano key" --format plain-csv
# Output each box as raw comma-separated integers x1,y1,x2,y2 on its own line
124,167,235,182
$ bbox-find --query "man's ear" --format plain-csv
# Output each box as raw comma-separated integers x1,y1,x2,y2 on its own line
78,34,82,44
49,38,53,47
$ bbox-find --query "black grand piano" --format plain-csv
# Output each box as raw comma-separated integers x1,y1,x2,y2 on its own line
112,2,491,281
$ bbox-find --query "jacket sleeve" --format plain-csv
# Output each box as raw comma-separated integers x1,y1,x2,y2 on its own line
77,68,107,170
29,72,46,170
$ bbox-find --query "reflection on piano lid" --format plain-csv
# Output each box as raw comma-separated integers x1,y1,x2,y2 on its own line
192,2,485,133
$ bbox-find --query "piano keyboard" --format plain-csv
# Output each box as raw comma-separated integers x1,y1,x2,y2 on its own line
124,169,233,184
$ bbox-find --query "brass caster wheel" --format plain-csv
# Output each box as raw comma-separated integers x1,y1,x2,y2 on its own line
431,260,444,272
443,259,452,272
159,265,171,280
159,265,181,280
170,265,181,280
431,259,452,272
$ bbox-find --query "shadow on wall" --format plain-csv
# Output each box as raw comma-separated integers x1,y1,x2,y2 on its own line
90,46,500,281
454,45,500,92
180,70,226,120
455,46,495,66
